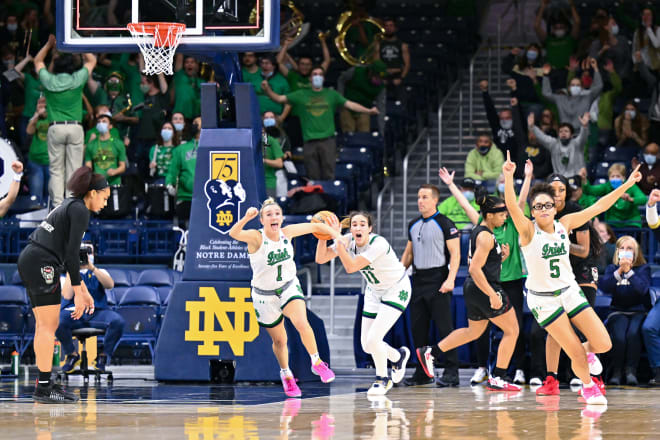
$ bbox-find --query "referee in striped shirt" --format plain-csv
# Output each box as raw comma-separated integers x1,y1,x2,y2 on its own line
401,184,461,386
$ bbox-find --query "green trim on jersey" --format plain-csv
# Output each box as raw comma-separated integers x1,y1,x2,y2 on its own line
282,295,305,310
539,307,564,328
362,311,377,318
381,300,406,312
258,314,284,328
369,234,379,245
567,302,590,318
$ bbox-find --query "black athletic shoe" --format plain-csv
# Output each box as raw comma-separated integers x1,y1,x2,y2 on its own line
403,375,434,386
94,354,108,372
33,383,79,404
61,353,81,373
436,371,460,388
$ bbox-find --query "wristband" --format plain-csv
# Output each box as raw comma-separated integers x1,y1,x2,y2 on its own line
13,172,23,182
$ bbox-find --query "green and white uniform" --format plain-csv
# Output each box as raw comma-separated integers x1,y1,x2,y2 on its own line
335,233,411,317
249,229,304,327
521,221,591,327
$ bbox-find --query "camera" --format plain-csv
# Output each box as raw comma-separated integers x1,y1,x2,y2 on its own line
79,243,93,265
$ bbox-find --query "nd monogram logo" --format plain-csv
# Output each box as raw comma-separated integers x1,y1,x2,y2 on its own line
185,287,259,356
205,151,246,235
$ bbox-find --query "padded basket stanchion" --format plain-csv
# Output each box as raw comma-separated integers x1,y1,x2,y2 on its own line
127,22,186,75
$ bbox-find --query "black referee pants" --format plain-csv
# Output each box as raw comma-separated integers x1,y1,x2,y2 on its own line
411,268,459,376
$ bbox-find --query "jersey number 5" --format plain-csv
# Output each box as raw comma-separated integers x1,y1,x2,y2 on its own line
549,259,560,278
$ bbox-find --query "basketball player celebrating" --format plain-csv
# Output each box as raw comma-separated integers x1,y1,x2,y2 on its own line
229,199,337,397
503,151,641,404
316,212,411,396
416,189,522,392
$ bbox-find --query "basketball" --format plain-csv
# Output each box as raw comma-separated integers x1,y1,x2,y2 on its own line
311,210,337,240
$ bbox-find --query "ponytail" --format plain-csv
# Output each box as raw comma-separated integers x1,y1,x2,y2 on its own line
475,186,505,214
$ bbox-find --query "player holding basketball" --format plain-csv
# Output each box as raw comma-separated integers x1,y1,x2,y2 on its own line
229,199,337,397
503,151,641,404
316,211,411,396
416,188,522,392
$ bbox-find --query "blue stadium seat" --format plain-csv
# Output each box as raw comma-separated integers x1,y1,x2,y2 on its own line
337,147,374,191
652,271,660,287
116,286,161,359
156,286,172,306
0,285,29,355
308,180,348,215
136,268,174,287
335,163,359,210
106,269,133,287
139,221,178,261
0,271,4,285
602,146,637,163
592,162,611,179
105,289,117,307
10,270,22,285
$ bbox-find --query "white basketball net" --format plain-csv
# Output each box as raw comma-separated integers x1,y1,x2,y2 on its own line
127,22,186,75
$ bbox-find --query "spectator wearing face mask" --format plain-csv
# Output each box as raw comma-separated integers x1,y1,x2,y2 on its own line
86,71,138,142
134,72,170,176
615,101,649,149
261,111,285,198
84,112,127,186
172,55,202,119
171,112,188,144
479,79,518,158
589,17,631,81
25,96,50,204
511,97,553,180
256,54,290,118
148,121,179,182
502,45,545,118
437,178,479,230
582,163,647,227
534,0,581,88
600,235,651,386
541,58,603,130
261,67,379,181
167,116,201,228
528,111,588,177
632,7,660,73
631,142,660,194
464,134,504,182
277,35,331,92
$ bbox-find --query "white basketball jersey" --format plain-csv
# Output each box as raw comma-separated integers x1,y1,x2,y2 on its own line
521,220,576,292
249,229,297,290
337,233,406,290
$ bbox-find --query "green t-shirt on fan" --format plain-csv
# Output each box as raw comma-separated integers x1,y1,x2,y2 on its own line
264,135,284,190
84,136,127,185
22,73,43,118
286,88,347,142
477,216,526,282
287,70,311,92
39,67,88,122
28,119,50,165
172,69,202,119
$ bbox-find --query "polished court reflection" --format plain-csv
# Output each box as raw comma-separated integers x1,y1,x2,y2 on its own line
2,373,659,439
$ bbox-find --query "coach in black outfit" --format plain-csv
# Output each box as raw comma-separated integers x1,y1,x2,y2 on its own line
17,166,109,403
401,184,461,386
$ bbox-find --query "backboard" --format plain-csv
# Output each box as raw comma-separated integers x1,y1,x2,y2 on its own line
56,0,280,53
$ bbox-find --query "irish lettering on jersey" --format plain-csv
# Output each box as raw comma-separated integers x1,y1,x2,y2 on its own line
266,249,291,266
541,242,567,259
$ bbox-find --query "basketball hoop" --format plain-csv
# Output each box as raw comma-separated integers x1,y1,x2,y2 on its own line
127,22,186,75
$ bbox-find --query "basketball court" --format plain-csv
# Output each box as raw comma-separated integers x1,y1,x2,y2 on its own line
2,369,659,438
2,1,657,438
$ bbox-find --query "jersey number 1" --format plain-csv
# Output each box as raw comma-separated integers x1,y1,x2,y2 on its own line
276,265,282,282
549,259,560,278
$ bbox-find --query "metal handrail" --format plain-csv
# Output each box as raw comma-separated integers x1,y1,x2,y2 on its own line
437,78,462,183
299,267,312,303
375,178,395,243
468,45,493,134
400,128,429,234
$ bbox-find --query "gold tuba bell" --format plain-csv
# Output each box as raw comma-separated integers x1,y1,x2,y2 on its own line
250,1,308,48
334,10,385,66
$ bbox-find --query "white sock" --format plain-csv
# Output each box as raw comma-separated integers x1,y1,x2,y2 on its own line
310,353,320,365
280,368,293,378
583,379,595,388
